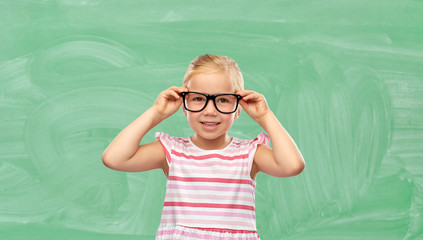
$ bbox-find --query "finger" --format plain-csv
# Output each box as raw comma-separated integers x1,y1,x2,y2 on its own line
167,86,183,91
175,86,190,97
171,91,180,99
238,99,248,108
162,89,180,100
238,91,263,102
167,86,187,98
241,92,262,102
236,90,255,97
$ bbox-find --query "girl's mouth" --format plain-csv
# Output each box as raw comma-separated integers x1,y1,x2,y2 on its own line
201,122,220,127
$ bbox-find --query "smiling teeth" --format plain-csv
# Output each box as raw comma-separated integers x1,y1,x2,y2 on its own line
202,122,219,126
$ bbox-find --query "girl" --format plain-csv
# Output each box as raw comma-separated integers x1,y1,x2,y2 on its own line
102,54,305,239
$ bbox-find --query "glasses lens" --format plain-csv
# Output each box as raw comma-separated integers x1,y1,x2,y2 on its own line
184,93,207,111
215,94,238,113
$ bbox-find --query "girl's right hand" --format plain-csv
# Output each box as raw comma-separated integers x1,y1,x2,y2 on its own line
152,86,188,119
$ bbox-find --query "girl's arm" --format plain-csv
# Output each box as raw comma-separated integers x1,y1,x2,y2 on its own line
237,90,305,178
102,86,187,172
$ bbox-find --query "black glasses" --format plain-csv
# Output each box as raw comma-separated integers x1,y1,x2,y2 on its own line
181,92,242,114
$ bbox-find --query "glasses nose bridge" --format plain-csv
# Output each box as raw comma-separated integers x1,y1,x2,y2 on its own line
206,94,217,103
203,94,218,112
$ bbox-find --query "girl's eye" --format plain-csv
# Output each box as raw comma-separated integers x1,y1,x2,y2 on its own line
193,97,205,102
217,96,236,104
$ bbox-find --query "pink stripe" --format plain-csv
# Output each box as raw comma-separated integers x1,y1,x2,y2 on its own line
172,144,250,154
183,226,259,234
169,176,253,186
172,159,247,167
167,183,254,193
161,209,255,219
160,218,255,228
172,143,251,153
172,149,248,160
165,192,252,202
171,166,246,176
164,202,255,211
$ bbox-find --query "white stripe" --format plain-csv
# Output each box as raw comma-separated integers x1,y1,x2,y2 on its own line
163,196,255,206
171,159,249,169
160,210,255,220
164,189,254,200
160,218,256,230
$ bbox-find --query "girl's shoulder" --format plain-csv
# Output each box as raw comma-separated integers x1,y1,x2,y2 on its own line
155,132,191,149
155,131,189,141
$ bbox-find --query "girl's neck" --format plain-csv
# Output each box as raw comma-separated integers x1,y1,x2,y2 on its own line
190,133,232,150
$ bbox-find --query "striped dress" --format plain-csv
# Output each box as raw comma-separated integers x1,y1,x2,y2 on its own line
155,132,270,240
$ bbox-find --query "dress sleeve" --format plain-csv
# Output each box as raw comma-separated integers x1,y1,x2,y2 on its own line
155,132,173,166
251,132,271,148
248,132,271,173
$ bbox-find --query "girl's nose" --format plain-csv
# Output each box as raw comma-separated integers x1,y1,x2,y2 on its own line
203,99,218,115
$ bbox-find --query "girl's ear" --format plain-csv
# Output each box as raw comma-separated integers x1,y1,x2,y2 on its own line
182,107,187,116
234,107,242,120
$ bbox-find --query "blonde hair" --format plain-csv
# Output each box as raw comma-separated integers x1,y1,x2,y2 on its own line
183,54,244,91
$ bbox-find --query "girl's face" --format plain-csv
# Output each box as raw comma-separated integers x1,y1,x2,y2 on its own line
184,72,241,150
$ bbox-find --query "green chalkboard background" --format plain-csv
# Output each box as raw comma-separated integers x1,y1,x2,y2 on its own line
1,1,422,239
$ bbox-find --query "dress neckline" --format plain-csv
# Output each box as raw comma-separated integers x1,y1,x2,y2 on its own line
187,136,236,152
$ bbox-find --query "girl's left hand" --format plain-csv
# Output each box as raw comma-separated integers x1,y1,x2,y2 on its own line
236,90,271,123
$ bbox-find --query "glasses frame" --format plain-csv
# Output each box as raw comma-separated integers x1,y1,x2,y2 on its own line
180,91,242,114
